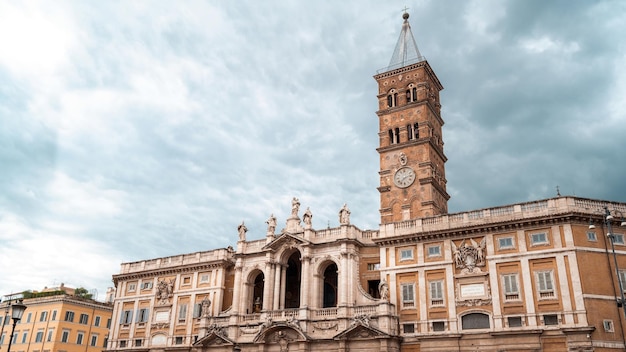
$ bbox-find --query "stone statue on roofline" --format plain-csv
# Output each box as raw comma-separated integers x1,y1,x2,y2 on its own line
238,221,247,241
303,207,313,228
291,197,300,218
339,203,351,225
266,214,277,234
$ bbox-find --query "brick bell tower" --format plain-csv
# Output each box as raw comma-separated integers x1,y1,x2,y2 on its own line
374,12,449,224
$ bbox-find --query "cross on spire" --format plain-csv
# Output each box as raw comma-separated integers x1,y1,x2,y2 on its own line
402,6,410,13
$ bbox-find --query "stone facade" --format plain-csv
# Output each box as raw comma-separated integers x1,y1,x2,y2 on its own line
106,13,626,352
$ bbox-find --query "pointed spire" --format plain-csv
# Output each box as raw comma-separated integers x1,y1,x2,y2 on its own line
387,11,424,71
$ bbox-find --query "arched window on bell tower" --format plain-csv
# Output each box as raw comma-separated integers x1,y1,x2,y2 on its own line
387,89,397,108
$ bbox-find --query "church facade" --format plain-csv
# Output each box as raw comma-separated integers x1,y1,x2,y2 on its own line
106,13,626,352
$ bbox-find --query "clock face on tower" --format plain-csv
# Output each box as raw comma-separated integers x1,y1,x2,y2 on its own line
393,167,416,188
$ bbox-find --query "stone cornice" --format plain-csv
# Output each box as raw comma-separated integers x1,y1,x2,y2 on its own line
113,260,233,285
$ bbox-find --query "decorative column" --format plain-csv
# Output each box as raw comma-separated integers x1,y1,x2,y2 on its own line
273,264,283,310
300,255,311,308
263,261,274,311
231,262,243,315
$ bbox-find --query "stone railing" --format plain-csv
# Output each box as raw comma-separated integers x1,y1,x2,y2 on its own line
379,196,626,238
120,248,233,274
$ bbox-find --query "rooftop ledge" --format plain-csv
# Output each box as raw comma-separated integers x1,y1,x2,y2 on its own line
378,196,626,240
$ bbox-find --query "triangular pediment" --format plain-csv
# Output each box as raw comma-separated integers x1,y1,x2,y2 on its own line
253,323,309,343
334,322,391,340
263,232,310,251
193,328,235,347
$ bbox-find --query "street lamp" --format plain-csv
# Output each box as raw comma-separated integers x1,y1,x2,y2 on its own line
591,207,626,321
6,301,26,352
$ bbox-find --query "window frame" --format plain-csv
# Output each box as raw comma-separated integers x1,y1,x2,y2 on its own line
76,332,84,345
400,283,415,308
399,248,414,261
498,236,515,250
530,232,549,246
535,270,556,299
429,280,445,306
612,233,625,245
426,244,441,258
586,231,597,241
501,273,520,301
64,311,75,322
79,313,89,325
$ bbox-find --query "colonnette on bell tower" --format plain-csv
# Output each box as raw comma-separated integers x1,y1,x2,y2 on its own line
374,12,449,224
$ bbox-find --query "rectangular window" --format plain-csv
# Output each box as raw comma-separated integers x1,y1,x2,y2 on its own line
427,245,441,257
613,233,625,245
507,316,523,327
536,271,555,298
401,283,415,308
11,332,17,344
90,335,98,346
21,331,28,343
64,311,75,322
544,314,559,326
51,310,57,321
121,310,133,324
119,340,127,348
76,332,84,345
432,321,445,332
430,280,444,306
175,336,183,344
135,339,142,346
1,332,5,344
137,308,149,323
141,282,153,290
199,274,210,283
106,318,111,329
400,249,414,260
127,283,136,292
531,232,548,245
39,311,48,322
619,270,626,293
79,313,89,325
367,263,380,271
35,330,44,342
47,330,54,342
94,316,101,327
178,304,188,322
61,330,70,343
498,237,514,249
502,274,520,300
587,232,597,241
26,312,32,323
3,315,9,325
403,323,415,333
193,303,202,318
603,319,614,332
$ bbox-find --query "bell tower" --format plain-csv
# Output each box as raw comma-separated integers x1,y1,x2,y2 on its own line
374,12,449,224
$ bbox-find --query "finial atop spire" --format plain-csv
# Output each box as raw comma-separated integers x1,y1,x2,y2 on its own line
402,6,410,20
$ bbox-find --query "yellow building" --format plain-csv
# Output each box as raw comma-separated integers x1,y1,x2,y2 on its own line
105,12,626,352
1,285,113,352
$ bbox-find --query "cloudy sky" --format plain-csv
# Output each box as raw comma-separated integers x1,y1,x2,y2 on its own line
1,1,625,301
